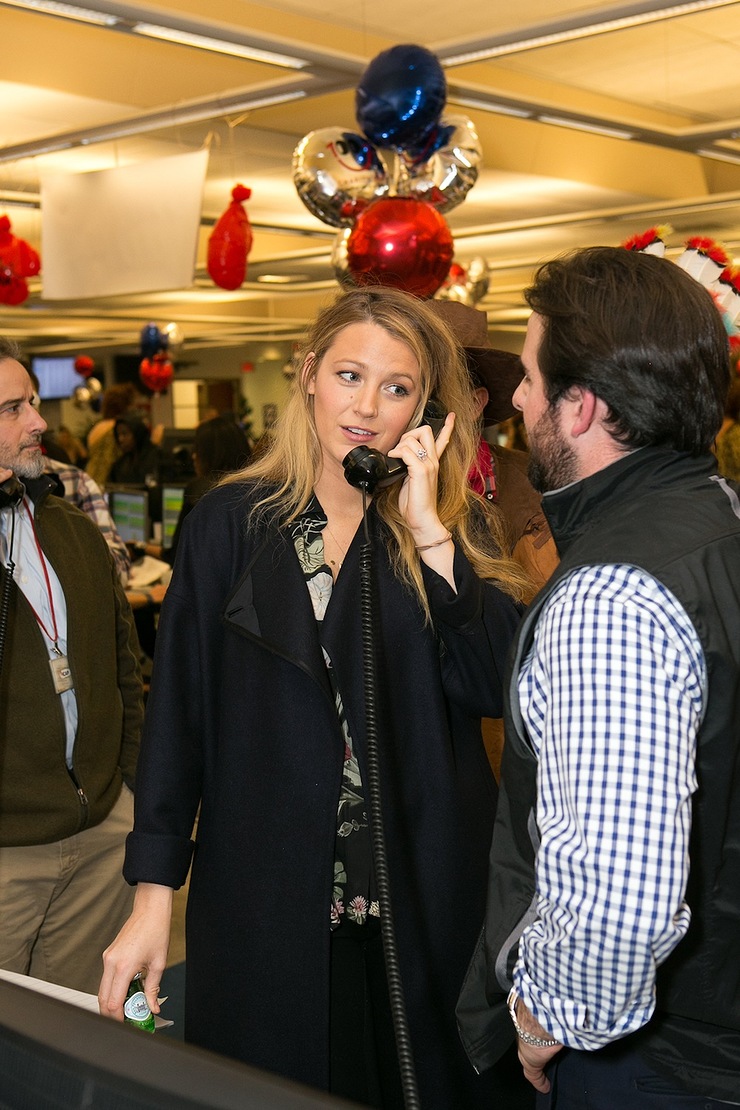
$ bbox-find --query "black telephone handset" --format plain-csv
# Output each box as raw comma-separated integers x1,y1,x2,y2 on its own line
0,475,25,509
343,398,448,494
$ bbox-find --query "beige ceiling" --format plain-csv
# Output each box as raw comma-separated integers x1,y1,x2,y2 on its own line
3,0,740,361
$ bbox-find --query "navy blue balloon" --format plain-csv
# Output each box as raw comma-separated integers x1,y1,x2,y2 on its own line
356,45,447,151
140,322,164,358
405,118,456,164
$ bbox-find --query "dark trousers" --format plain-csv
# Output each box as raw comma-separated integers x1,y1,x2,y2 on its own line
538,1044,740,1109
329,918,404,1109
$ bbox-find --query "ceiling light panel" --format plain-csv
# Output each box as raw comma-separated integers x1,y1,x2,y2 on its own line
130,23,307,69
0,0,118,23
1,0,310,69
442,0,738,65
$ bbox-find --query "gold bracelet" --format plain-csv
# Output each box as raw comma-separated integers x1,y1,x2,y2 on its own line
415,531,452,552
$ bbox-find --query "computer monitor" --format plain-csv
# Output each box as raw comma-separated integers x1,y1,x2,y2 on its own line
107,487,149,545
161,485,186,549
31,356,82,401
0,977,347,1110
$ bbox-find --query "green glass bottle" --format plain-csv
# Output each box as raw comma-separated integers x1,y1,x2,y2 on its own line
123,971,156,1033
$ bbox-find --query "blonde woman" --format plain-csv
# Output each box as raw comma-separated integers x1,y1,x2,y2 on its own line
100,287,530,1109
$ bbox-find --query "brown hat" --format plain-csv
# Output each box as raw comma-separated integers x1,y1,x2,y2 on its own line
427,299,522,425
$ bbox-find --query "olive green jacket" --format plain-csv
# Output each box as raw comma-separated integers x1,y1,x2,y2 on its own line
0,476,142,846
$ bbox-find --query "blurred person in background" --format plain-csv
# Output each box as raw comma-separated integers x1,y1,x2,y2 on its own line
108,412,162,487
85,383,135,488
139,414,252,567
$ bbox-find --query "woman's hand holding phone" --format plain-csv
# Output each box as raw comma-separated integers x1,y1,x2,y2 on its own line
390,411,458,591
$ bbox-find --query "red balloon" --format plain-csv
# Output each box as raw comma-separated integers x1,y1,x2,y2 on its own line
0,265,29,306
207,184,253,290
346,197,453,298
139,354,173,394
74,355,95,378
0,215,40,305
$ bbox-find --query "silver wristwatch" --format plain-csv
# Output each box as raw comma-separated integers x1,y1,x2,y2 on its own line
507,988,559,1048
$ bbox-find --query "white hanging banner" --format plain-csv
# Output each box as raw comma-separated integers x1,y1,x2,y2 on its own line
41,148,209,300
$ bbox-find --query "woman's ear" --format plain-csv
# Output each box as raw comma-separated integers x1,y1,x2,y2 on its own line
303,353,317,394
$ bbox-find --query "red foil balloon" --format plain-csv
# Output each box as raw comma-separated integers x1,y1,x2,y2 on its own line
0,215,41,306
139,353,173,394
207,184,253,290
74,355,95,379
346,197,453,298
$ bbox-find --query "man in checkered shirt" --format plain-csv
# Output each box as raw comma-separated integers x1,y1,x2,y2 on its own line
458,246,740,1108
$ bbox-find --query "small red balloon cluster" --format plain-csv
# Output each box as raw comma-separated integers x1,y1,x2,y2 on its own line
139,322,174,394
293,45,482,299
207,185,253,290
0,215,40,305
139,353,173,394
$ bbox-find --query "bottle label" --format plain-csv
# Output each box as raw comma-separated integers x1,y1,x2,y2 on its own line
124,990,152,1022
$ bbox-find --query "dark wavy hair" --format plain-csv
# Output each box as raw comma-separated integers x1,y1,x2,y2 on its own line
525,246,731,454
194,415,251,479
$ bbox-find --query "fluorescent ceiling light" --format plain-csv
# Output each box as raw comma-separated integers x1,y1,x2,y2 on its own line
257,274,306,284
0,0,117,24
538,115,634,140
696,147,740,164
131,23,307,69
444,0,737,65
0,0,309,68
452,96,531,119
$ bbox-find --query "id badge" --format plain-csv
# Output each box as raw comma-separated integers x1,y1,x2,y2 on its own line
49,654,73,694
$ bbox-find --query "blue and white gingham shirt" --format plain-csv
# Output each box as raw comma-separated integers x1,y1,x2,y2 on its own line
512,563,706,1051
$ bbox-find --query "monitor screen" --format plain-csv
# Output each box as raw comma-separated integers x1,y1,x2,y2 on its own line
0,977,344,1110
30,356,82,401
108,487,149,545
161,485,186,549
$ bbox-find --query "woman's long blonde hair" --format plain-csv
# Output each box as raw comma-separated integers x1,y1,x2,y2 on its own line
225,286,529,610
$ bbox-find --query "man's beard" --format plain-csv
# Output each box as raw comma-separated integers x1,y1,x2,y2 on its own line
2,440,44,481
526,404,578,493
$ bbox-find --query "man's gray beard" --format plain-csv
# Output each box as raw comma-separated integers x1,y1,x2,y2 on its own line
6,451,44,481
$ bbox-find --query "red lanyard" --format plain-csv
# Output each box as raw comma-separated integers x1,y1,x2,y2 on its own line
21,497,61,651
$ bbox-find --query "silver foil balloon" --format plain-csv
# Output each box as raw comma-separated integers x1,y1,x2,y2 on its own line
330,228,358,288
163,322,185,354
438,257,490,306
293,127,388,228
396,115,482,214
465,256,490,304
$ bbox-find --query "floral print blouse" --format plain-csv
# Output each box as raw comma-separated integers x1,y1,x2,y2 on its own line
289,496,380,930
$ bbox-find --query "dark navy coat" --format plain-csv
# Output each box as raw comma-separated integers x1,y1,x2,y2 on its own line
125,481,522,1107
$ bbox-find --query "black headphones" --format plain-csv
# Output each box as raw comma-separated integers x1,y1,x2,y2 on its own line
0,475,25,509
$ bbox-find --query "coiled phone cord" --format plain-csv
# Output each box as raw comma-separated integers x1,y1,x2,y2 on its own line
358,500,421,1110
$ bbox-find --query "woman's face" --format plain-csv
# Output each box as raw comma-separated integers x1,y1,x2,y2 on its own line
115,423,135,453
307,321,422,481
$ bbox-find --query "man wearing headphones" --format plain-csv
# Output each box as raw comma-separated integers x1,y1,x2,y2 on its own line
0,337,142,994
